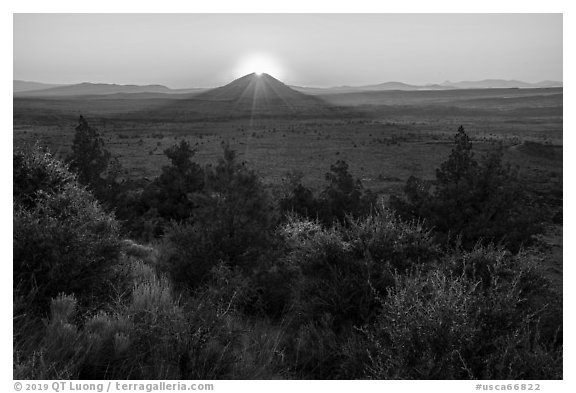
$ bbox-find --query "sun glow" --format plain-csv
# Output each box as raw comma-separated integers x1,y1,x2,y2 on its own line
235,54,284,79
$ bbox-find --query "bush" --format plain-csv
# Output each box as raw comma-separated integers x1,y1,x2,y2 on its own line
112,183,164,241
249,254,300,319
13,146,122,312
283,219,372,330
344,208,440,272
280,208,439,331
285,317,370,379
278,170,319,219
15,258,286,379
364,247,562,379
14,294,86,379
14,144,76,209
156,221,218,289
15,273,186,379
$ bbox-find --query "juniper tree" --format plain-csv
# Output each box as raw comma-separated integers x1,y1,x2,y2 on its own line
278,170,318,219
67,116,111,192
142,140,204,222
390,126,541,251
195,144,275,264
318,160,376,224
159,144,276,289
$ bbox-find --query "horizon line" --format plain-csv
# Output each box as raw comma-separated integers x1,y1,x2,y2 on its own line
13,75,564,91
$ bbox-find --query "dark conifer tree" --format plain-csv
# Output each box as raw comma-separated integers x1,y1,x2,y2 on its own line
67,116,111,192
143,140,204,222
195,144,275,265
318,160,376,224
390,126,542,251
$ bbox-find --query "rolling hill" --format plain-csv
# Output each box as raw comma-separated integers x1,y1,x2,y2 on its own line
316,87,563,108
15,82,174,96
14,80,66,93
293,79,563,95
13,82,207,97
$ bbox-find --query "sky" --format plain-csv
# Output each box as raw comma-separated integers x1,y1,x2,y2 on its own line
13,13,563,88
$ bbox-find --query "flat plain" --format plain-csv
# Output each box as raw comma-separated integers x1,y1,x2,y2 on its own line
13,87,562,194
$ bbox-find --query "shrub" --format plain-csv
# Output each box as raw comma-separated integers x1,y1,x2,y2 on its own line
15,273,186,379
249,254,300,319
445,246,562,347
156,221,219,289
344,208,440,272
14,294,86,379
13,146,122,312
14,144,75,210
285,318,361,379
15,257,287,379
364,247,562,379
278,170,319,219
283,220,372,330
366,270,482,379
113,185,164,241
280,208,439,331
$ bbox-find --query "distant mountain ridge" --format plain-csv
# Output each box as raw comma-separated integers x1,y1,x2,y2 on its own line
440,79,533,89
14,80,66,93
14,81,205,97
14,78,563,97
293,79,563,95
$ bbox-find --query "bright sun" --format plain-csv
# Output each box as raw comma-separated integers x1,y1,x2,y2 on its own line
235,54,284,79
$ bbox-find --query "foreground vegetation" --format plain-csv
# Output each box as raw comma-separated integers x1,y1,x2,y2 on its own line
13,118,562,379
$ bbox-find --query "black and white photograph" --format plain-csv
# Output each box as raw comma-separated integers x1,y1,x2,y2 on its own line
10,8,566,384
